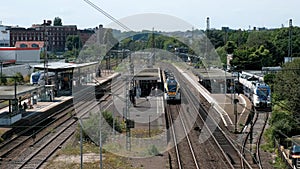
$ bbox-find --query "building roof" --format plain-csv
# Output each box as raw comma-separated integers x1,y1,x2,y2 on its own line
0,85,43,100
134,68,161,81
33,62,77,71
33,62,99,71
194,68,234,80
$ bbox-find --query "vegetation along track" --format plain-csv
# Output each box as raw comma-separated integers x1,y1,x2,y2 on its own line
241,110,270,169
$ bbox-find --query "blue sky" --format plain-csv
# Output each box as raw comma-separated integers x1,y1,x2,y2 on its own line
1,0,299,30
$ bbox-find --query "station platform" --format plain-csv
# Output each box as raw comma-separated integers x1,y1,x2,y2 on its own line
176,66,252,132
93,71,120,85
0,70,119,127
130,96,165,129
0,70,120,140
0,96,73,126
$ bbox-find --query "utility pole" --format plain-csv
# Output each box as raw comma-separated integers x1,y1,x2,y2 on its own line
126,52,134,151
0,61,2,82
43,20,48,85
288,19,293,62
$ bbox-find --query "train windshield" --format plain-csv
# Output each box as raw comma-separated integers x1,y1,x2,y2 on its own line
167,80,177,92
31,74,40,81
256,87,270,99
168,85,177,92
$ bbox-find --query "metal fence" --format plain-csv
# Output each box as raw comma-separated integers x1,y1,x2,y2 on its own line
275,139,294,169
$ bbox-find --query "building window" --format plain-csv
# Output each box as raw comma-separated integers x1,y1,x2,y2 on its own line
32,44,39,48
20,44,28,48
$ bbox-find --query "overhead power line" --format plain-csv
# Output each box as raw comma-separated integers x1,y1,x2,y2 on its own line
83,0,132,31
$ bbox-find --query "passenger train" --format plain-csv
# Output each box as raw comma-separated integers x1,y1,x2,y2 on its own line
238,72,271,109
162,69,181,103
30,71,55,85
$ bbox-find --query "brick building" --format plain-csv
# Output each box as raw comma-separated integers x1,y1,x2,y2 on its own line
10,20,78,52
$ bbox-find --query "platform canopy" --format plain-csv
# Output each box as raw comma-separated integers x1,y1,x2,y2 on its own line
0,85,43,100
195,68,234,80
133,68,161,82
33,62,76,71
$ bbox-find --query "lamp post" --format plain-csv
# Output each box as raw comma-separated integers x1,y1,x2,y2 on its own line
74,116,83,169
99,99,107,169
0,61,3,81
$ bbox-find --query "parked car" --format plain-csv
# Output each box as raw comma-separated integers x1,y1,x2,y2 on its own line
290,145,300,159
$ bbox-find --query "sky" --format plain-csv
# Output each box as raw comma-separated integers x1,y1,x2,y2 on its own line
0,0,299,31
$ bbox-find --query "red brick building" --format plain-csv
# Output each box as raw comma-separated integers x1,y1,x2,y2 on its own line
10,21,78,52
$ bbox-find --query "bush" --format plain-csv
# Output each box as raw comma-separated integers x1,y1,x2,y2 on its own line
148,145,159,156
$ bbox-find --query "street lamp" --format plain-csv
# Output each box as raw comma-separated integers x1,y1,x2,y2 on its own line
74,116,84,169
99,99,107,169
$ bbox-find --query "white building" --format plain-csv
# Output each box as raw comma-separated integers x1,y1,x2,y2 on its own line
0,25,10,47
0,47,41,63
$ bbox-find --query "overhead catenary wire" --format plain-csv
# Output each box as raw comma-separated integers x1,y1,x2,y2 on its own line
83,0,132,31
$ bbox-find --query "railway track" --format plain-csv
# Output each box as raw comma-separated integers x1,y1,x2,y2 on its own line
241,109,270,169
0,77,120,168
181,81,245,169
0,86,96,168
166,103,200,169
164,63,252,169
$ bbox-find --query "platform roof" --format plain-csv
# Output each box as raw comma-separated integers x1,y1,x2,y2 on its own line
0,85,43,100
194,68,234,80
33,62,98,71
134,68,161,82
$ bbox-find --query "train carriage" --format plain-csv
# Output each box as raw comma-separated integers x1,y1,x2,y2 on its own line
162,69,181,103
239,73,271,109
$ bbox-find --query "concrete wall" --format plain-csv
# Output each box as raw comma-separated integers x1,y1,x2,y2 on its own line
0,47,40,63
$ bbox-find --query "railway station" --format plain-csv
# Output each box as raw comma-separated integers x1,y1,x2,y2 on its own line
32,61,100,96
194,68,235,94
133,68,162,97
0,61,119,126
0,85,43,125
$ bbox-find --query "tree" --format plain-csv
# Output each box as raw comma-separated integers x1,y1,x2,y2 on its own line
0,73,7,85
53,17,62,26
231,45,273,70
274,59,300,122
66,35,82,51
216,46,227,64
224,41,237,54
206,29,225,48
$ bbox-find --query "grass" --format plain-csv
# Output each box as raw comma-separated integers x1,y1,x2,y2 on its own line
46,137,138,169
273,150,289,169
131,128,164,138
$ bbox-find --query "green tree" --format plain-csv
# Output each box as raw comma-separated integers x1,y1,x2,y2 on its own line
206,29,225,48
0,73,7,85
231,45,273,70
273,59,300,123
246,30,272,47
272,27,300,64
66,35,81,51
216,46,227,65
228,30,249,47
224,41,237,54
53,17,62,26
